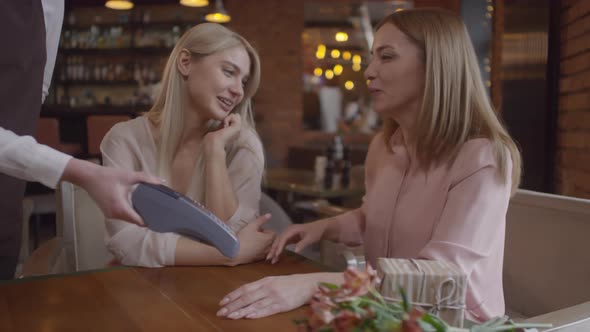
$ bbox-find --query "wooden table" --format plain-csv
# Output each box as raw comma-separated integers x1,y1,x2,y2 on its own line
263,168,364,199
0,253,324,331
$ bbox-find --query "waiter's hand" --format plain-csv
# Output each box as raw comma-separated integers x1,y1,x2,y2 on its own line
61,158,161,226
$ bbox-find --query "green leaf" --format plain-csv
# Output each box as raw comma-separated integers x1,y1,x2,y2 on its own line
398,286,410,312
421,314,448,332
418,320,440,332
319,282,340,290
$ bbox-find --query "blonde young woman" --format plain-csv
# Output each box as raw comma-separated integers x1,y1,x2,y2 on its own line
217,9,521,322
100,23,274,267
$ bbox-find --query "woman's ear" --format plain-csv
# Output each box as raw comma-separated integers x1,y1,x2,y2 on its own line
177,49,192,77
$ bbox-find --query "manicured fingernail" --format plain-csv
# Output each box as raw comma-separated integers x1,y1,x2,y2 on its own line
228,312,239,319
217,308,227,316
220,298,229,306
246,313,255,319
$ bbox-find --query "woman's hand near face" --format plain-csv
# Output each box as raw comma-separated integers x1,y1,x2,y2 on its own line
203,113,242,155
226,214,276,266
217,273,333,320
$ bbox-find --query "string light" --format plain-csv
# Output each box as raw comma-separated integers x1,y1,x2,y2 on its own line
335,32,349,42
325,69,334,80
105,0,134,10
180,0,208,7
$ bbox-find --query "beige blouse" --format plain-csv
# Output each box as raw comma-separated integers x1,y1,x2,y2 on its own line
100,116,264,267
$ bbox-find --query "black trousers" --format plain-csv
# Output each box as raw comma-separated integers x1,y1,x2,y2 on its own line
0,0,47,279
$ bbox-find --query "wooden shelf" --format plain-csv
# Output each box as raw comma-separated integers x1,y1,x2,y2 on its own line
59,47,172,56
54,79,139,86
64,20,200,30
41,105,149,117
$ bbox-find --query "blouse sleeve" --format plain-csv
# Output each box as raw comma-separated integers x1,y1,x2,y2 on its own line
0,127,72,189
224,130,265,233
100,125,180,267
418,141,512,276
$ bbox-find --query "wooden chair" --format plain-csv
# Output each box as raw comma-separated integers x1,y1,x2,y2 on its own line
35,117,82,156
86,115,131,157
22,182,113,276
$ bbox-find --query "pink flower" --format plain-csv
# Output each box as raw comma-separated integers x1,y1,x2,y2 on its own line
332,309,364,331
342,265,379,298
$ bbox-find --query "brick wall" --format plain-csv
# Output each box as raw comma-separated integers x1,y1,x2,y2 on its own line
226,0,305,167
557,0,590,199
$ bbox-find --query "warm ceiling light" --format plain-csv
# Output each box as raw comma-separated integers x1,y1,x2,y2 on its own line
352,54,362,64
313,68,323,77
317,44,326,52
331,49,341,59
342,51,352,61
335,32,348,42
316,51,325,59
333,64,343,76
105,0,134,10
325,69,334,80
352,63,361,72
345,81,354,90
205,0,231,23
180,0,208,7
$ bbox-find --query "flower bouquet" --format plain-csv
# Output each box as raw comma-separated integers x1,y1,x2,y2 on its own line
295,266,552,332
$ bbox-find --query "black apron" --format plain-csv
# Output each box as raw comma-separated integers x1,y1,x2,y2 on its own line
0,0,47,279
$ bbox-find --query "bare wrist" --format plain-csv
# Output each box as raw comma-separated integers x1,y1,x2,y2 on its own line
203,139,226,160
61,158,97,188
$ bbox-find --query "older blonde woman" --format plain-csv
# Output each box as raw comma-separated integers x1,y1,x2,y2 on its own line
101,23,274,268
217,8,521,322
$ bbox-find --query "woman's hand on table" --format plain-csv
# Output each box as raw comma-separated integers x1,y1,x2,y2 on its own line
266,220,329,264
216,274,320,319
226,214,276,266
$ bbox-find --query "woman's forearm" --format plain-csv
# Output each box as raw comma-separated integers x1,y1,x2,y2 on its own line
175,236,235,266
203,146,238,222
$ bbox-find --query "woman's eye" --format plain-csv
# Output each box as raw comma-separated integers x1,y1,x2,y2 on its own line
223,68,234,77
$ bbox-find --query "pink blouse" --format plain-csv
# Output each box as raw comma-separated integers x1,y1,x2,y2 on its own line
335,130,512,321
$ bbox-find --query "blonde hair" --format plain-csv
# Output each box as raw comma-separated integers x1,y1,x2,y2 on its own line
146,23,262,200
376,8,521,194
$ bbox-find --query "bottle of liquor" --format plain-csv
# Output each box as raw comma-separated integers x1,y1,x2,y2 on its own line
341,146,351,188
331,136,344,190
324,144,335,190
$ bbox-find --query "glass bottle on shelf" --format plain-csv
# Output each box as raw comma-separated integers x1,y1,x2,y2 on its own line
341,147,352,188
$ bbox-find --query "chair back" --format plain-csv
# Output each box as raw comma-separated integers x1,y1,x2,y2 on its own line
259,192,293,234
58,181,113,271
504,189,590,318
87,115,131,157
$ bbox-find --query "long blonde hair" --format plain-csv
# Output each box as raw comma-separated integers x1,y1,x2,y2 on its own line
146,23,262,199
377,8,521,194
